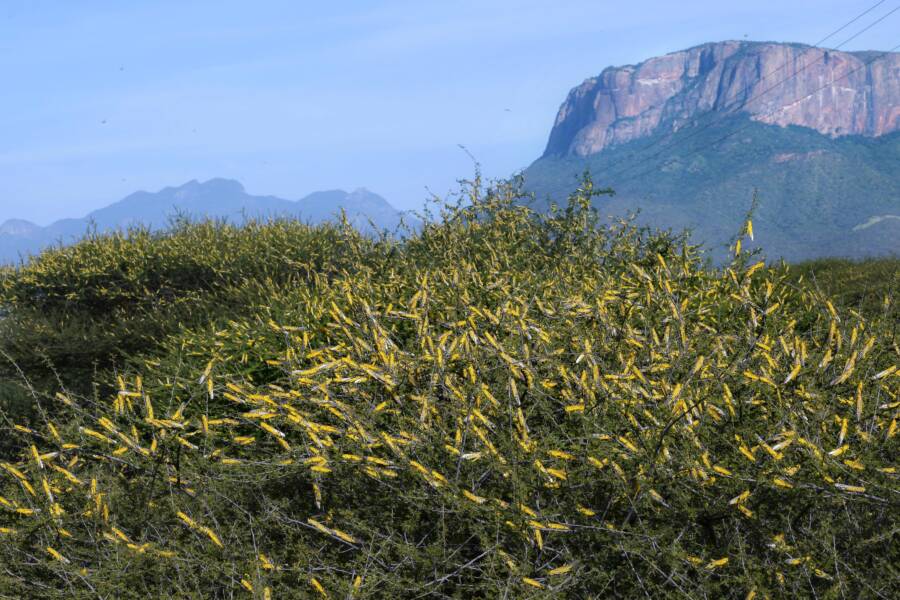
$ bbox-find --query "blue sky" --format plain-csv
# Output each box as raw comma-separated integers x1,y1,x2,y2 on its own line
2,0,897,224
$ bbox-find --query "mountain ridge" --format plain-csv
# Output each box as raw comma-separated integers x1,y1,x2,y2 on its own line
0,179,413,264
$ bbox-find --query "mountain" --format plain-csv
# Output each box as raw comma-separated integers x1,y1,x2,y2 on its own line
0,219,42,237
0,179,413,264
525,41,900,262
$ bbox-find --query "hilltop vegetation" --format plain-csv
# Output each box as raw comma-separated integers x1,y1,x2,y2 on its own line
0,178,898,598
0,180,410,265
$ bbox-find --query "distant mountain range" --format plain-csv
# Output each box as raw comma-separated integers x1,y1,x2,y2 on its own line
0,179,414,264
523,40,900,262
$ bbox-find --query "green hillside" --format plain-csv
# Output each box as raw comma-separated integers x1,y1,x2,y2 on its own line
1,181,898,598
524,116,900,262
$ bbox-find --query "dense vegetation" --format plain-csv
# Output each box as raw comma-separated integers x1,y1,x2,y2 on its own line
0,178,897,598
525,115,900,262
0,218,365,393
787,257,900,324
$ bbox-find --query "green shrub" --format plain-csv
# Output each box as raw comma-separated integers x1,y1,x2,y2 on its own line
0,178,897,598
0,218,379,395
788,256,899,322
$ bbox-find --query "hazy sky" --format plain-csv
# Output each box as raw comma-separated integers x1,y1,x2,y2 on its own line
2,0,897,225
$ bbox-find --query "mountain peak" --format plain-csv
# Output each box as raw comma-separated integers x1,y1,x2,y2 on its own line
544,40,900,157
2,180,407,264
173,178,246,196
0,219,41,237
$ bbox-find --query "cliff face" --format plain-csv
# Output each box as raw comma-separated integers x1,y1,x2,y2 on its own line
544,41,900,157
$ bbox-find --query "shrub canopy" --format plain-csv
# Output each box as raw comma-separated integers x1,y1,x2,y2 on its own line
0,178,897,598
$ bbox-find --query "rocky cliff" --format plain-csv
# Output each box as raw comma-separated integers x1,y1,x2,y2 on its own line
544,41,900,157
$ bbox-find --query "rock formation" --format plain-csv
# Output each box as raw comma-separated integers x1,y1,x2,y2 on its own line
543,41,900,157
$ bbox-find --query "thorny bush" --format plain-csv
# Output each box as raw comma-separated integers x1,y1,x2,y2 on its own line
0,176,897,598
